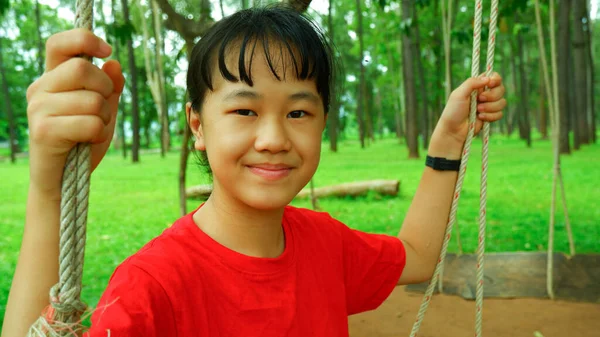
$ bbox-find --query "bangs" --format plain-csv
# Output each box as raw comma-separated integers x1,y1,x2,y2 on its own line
188,5,334,112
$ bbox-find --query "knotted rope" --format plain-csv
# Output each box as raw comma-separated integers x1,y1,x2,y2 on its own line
27,1,94,336
409,1,498,336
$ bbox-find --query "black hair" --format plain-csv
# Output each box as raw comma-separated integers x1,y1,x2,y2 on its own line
186,5,337,180
187,5,335,114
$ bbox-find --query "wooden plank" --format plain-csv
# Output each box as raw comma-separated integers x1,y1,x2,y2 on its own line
404,252,600,303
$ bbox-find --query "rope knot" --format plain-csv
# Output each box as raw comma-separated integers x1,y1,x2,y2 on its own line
49,284,88,320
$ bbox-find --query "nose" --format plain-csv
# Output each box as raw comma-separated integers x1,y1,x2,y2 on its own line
254,116,292,153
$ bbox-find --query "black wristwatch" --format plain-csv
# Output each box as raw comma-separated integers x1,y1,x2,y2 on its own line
425,155,461,171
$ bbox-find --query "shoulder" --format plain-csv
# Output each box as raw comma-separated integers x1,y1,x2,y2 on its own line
109,211,208,292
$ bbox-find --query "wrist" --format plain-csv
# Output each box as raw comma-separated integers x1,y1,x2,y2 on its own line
428,128,465,160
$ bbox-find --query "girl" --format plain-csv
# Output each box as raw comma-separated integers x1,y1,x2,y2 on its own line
4,6,506,337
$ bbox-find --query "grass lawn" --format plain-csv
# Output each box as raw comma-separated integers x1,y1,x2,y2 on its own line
1,136,599,328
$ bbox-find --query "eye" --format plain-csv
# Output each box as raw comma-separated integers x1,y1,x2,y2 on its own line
287,110,307,119
235,109,257,116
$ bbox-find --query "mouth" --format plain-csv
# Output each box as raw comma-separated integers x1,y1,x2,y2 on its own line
246,163,293,181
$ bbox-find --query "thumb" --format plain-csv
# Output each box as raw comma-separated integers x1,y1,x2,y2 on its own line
451,76,490,100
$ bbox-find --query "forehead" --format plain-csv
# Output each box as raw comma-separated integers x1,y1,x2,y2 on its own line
212,37,317,88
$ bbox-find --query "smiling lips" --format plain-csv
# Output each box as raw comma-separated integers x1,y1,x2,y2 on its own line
247,164,293,181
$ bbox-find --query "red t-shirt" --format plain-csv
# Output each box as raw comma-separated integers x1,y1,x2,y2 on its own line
88,206,406,337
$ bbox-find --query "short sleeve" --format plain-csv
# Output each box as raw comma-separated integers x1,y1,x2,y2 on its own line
86,262,176,337
340,224,406,315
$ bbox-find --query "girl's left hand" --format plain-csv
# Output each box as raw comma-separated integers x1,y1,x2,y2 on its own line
429,73,506,158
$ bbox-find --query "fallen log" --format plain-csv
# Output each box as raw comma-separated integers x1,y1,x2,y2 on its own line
185,179,400,199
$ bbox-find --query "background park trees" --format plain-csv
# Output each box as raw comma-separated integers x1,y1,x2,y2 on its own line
0,0,597,163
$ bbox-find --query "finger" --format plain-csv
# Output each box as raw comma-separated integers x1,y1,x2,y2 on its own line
478,111,504,123
102,60,125,94
45,29,112,72
29,114,106,146
450,76,491,100
478,84,505,102
487,72,503,88
40,58,114,98
31,91,113,125
478,98,507,114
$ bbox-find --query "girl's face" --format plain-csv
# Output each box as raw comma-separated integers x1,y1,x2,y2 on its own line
188,47,326,211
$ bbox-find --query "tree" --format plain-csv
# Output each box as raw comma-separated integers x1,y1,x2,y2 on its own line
355,0,366,148
121,0,141,162
557,0,571,154
400,0,419,158
572,0,589,145
412,3,428,149
327,0,339,152
0,37,17,163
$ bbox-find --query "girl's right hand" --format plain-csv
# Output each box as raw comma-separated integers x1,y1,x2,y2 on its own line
26,29,125,195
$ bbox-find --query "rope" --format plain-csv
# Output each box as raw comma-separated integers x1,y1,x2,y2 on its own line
409,1,498,336
27,1,94,335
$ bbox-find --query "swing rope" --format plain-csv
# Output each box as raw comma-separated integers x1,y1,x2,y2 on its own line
409,0,498,336
27,1,94,336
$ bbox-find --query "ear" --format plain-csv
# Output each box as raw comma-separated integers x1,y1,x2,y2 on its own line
186,102,206,151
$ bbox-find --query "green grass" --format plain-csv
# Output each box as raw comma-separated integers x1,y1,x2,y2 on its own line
1,136,599,328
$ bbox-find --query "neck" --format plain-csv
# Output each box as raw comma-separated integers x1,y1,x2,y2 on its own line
193,186,286,259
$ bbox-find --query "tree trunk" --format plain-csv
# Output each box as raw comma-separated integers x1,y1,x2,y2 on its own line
327,0,338,152
517,29,532,147
122,0,141,163
401,0,419,158
35,0,44,76
355,0,366,148
568,32,580,150
219,0,225,17
539,64,548,139
584,3,596,143
388,47,405,140
572,0,589,145
151,0,170,155
441,0,453,100
241,0,248,9
111,0,127,158
413,7,428,149
509,41,518,137
0,38,17,163
557,0,571,154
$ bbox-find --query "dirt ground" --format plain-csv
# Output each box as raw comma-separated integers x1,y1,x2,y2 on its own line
349,286,600,337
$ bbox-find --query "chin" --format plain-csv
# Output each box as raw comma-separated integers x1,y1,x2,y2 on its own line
242,190,297,211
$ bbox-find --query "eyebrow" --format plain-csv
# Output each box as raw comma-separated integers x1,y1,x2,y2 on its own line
289,91,320,104
222,89,320,104
223,89,262,102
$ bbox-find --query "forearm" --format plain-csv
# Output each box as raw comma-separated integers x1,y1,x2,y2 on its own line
2,186,61,337
398,130,462,283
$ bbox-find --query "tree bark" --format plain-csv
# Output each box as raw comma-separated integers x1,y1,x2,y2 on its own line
557,0,571,154
517,28,531,147
111,0,127,159
584,3,596,143
539,64,548,139
401,0,419,158
121,0,140,163
34,0,44,76
572,0,589,145
327,0,338,152
441,0,453,100
413,6,428,149
153,0,170,155
355,0,366,148
0,38,17,163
